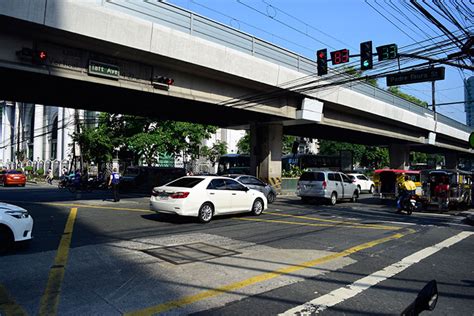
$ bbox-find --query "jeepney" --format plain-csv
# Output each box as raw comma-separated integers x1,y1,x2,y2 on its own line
420,169,472,210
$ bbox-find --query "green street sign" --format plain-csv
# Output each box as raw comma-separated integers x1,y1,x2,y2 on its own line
88,60,120,80
469,132,474,149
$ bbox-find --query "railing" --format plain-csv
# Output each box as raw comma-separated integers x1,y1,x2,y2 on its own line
104,0,471,133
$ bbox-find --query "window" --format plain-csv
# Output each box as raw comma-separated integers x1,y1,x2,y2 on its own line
300,172,325,181
241,176,264,186
166,177,204,188
342,174,352,183
224,179,246,191
357,175,368,181
207,179,226,190
328,173,335,181
334,173,342,182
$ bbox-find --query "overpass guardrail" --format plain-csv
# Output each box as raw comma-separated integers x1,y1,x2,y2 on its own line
104,0,471,133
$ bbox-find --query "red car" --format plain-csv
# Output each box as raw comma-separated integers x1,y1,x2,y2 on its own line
0,170,27,187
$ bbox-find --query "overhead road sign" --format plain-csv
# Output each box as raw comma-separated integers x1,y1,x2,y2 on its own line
386,67,445,86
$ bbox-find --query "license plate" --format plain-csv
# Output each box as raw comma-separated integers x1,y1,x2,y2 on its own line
13,177,20,179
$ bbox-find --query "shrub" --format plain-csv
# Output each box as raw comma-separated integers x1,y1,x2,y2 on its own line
24,166,33,172
37,168,44,176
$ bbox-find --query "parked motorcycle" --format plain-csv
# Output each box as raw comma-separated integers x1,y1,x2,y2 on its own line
401,280,438,315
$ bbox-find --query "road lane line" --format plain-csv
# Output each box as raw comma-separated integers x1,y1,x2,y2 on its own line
265,212,401,230
0,284,27,316
42,202,153,213
38,207,78,316
125,230,412,315
280,231,474,315
234,217,399,230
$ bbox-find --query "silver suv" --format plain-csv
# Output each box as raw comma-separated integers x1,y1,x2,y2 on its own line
296,170,359,205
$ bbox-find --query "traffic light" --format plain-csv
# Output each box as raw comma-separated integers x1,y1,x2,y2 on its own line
376,43,398,61
316,49,328,76
16,47,48,64
360,41,373,70
152,75,174,86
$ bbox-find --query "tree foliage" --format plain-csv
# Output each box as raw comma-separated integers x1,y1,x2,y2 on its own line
236,133,298,155
200,141,227,166
387,86,428,107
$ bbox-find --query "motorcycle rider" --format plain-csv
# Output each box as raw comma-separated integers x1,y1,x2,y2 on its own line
397,174,416,212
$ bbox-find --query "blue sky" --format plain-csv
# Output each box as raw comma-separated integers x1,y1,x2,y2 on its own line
165,0,472,124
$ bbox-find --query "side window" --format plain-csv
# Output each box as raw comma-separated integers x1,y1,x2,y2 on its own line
334,173,343,182
238,176,251,185
357,175,367,181
225,179,246,191
207,179,226,190
247,177,264,186
342,174,352,183
328,173,335,181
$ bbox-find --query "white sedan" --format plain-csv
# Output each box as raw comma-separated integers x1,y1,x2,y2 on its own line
150,176,267,223
0,202,34,253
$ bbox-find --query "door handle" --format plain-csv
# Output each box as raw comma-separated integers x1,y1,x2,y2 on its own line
232,193,237,195
210,192,215,195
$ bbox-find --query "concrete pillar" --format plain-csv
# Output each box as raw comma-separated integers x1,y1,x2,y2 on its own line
250,122,282,184
1,103,14,163
389,144,410,170
33,104,44,161
444,152,458,169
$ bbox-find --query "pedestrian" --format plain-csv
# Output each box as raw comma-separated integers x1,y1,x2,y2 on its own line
46,168,53,185
108,168,120,202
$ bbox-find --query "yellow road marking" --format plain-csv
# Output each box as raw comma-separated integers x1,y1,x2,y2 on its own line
265,212,401,230
38,207,78,316
42,202,153,213
234,217,399,230
125,230,412,315
0,284,27,316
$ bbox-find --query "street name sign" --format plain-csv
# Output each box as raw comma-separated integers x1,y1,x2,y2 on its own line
386,67,445,86
88,60,120,80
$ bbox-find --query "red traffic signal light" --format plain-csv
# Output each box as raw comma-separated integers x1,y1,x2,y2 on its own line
317,49,328,76
152,75,174,88
37,50,47,61
16,47,48,64
360,41,373,70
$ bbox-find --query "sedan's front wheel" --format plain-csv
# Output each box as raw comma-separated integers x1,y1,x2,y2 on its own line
198,203,214,223
251,198,264,216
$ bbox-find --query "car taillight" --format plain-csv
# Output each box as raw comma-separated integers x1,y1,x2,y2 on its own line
170,192,190,199
322,181,327,189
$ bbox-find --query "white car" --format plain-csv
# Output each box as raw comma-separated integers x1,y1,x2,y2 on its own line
150,176,267,223
347,173,375,194
0,202,34,253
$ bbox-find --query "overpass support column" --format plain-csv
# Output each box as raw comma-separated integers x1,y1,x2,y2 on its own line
444,153,458,169
250,122,282,190
389,144,410,170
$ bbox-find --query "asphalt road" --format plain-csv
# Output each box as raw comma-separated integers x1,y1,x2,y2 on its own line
1,183,473,315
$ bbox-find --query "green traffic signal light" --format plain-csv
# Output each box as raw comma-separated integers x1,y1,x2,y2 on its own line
360,41,373,70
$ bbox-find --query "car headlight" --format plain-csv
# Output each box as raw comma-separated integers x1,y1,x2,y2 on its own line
5,210,29,219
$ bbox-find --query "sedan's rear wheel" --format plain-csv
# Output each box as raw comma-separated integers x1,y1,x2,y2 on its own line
251,198,264,216
267,192,276,204
198,203,214,223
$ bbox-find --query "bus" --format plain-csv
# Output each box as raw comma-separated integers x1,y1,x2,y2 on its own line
217,154,250,175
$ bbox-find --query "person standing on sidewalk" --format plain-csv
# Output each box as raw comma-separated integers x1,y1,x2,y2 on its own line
108,168,120,202
46,168,53,185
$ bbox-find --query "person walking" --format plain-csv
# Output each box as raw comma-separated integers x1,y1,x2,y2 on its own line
46,168,53,185
108,168,120,202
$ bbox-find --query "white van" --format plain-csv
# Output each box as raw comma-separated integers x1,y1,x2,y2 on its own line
296,171,359,205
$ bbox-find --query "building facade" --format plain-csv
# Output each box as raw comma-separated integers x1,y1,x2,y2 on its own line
0,101,88,171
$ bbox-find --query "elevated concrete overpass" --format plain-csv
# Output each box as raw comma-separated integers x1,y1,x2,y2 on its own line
0,0,472,178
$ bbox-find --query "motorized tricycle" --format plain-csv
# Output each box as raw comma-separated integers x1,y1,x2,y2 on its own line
419,169,472,211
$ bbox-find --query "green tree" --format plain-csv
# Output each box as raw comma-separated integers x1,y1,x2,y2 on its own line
237,132,250,154
73,125,114,164
344,66,378,87
318,140,366,166
200,141,227,166
361,146,389,169
387,86,428,107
